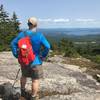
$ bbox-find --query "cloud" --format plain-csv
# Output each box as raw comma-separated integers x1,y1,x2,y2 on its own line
38,18,100,28
39,18,52,22
39,18,70,23
75,18,96,22
53,18,70,23
39,18,98,23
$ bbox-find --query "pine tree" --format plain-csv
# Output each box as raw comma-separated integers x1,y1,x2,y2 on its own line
0,4,9,22
11,12,20,32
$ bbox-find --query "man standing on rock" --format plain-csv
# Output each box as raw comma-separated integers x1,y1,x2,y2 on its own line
11,17,50,100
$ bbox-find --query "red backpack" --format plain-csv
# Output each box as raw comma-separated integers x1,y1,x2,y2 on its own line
18,33,35,67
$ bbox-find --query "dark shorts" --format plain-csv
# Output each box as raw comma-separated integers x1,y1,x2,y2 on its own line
21,65,43,79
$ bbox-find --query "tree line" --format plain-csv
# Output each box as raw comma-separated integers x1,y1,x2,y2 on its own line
50,37,100,64
0,4,20,51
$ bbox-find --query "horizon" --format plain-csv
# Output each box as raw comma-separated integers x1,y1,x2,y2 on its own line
22,27,100,30
36,28,100,36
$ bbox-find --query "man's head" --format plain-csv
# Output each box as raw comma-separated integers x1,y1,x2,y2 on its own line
28,17,38,29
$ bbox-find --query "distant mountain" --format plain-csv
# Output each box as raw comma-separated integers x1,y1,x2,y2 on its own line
37,28,100,42
38,28,100,36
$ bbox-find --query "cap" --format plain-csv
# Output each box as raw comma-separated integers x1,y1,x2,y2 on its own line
28,17,37,26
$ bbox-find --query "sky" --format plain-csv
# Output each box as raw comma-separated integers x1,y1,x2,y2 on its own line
1,0,100,28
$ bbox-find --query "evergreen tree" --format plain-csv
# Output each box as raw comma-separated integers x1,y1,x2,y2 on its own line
59,38,79,57
0,4,20,51
0,4,9,22
11,12,20,32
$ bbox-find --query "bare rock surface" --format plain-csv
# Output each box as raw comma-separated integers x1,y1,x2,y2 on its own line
0,52,100,100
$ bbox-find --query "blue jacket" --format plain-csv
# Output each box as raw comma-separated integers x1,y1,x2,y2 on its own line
11,30,50,67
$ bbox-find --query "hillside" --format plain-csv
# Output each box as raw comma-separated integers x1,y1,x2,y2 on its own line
0,52,100,100
38,28,100,43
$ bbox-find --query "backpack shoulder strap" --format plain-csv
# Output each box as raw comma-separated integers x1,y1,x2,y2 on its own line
23,30,34,38
23,31,27,37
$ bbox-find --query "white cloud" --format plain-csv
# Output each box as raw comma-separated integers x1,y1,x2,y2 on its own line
39,18,98,23
38,18,100,28
39,18,70,23
75,18,96,22
53,18,70,23
39,18,52,22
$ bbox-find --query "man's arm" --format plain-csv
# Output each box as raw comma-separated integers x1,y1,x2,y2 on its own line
10,32,23,58
40,33,50,59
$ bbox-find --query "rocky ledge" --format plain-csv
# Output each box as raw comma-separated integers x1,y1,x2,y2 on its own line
0,52,100,100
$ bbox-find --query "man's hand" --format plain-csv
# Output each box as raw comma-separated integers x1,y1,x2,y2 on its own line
40,56,46,61
41,57,46,61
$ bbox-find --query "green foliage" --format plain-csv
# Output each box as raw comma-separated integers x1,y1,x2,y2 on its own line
58,38,79,57
0,4,20,51
64,47,79,57
59,38,73,51
49,38,79,58
48,35,100,64
93,55,100,64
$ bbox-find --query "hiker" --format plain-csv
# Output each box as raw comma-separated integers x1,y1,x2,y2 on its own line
11,17,50,100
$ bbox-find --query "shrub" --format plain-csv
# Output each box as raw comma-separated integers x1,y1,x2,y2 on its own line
94,55,100,64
